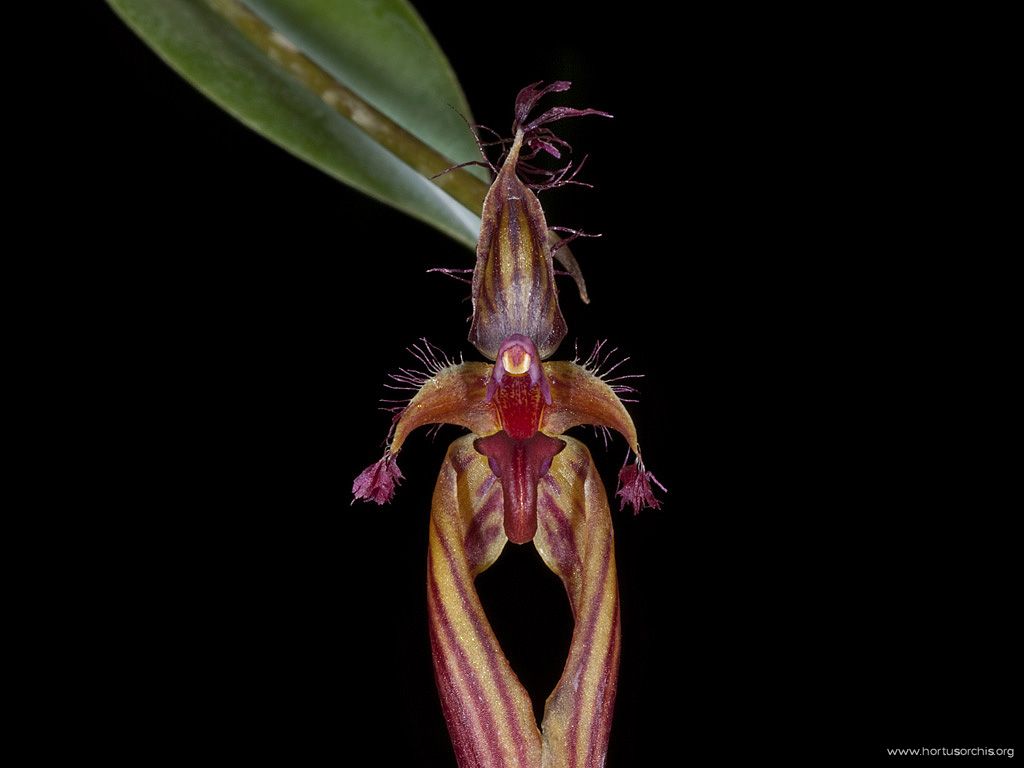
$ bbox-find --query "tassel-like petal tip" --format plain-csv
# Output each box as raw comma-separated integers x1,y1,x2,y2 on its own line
352,454,404,505
616,461,665,514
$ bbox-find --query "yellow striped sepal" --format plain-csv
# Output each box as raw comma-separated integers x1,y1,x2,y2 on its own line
428,436,619,768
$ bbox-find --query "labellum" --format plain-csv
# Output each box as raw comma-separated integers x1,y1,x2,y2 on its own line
353,81,662,767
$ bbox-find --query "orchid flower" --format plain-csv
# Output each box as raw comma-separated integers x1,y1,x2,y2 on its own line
354,81,662,768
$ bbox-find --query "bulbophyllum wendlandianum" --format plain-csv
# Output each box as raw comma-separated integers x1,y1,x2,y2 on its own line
353,81,663,768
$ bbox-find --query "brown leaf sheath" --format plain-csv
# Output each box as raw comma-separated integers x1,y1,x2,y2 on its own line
428,436,620,768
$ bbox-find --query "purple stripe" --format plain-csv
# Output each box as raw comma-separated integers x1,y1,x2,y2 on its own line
540,494,583,594
450,447,475,474
569,455,590,480
583,593,620,767
427,598,481,768
433,518,534,767
476,473,497,498
567,535,614,767
488,233,503,315
477,216,498,315
465,522,502,574
506,198,522,291
428,551,503,767
482,240,499,314
524,212,546,331
463,490,502,569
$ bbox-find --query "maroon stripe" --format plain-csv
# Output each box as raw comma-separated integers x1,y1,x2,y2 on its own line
463,490,502,570
540,494,583,591
427,594,482,768
567,535,614,766
488,234,504,315
428,553,490,768
482,240,499,314
569,455,590,480
507,198,522,291
433,518,534,767
524,219,546,331
428,551,503,767
583,593,620,767
476,215,499,316
450,448,476,474
464,522,502,574
429,594,478,768
476,473,497,498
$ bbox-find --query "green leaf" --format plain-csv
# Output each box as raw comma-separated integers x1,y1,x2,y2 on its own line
106,0,488,248
244,0,488,184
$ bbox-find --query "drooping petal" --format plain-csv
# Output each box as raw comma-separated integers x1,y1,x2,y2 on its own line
428,436,620,768
389,362,498,454
549,232,590,304
541,361,640,451
541,362,666,511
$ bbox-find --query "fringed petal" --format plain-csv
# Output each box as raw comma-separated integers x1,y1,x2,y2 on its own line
352,453,403,505
541,361,640,451
389,361,497,454
615,459,666,514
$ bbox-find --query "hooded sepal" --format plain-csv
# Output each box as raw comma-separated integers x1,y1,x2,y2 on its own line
468,130,566,361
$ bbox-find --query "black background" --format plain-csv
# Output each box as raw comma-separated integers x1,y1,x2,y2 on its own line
79,3,1016,764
